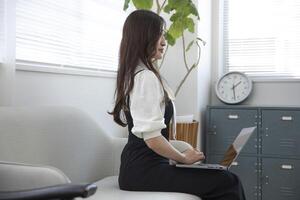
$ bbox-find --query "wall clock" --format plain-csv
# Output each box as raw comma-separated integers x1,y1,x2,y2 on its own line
215,71,253,104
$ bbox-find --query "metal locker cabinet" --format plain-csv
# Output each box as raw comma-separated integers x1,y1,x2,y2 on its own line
261,158,300,200
207,155,258,200
207,108,258,155
261,109,300,157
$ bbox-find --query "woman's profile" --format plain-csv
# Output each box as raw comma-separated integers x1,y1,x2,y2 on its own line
109,9,246,200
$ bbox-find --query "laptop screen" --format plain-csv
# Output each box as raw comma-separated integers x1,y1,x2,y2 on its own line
219,127,256,167
220,144,237,166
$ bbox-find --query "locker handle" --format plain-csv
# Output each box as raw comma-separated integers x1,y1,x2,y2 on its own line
208,130,217,135
281,164,293,170
265,176,269,185
281,116,293,121
260,176,270,185
228,114,239,120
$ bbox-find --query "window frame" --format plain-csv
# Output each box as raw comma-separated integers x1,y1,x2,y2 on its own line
15,59,117,78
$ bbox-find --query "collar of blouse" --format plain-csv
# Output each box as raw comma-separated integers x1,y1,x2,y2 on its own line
136,60,176,101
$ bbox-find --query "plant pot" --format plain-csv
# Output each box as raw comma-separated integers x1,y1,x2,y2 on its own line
169,120,199,148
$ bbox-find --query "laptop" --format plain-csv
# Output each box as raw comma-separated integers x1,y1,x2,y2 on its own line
175,126,256,170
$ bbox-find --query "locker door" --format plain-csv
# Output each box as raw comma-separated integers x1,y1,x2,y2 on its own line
208,155,258,200
261,110,300,156
261,158,300,200
208,108,258,155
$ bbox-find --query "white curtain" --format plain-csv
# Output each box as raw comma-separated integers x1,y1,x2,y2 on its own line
0,0,15,106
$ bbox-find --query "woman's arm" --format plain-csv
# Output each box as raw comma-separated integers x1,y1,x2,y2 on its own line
145,136,204,164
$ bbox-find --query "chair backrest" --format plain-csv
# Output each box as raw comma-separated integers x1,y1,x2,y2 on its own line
0,106,114,183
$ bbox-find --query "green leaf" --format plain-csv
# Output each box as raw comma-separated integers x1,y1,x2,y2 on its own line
163,4,172,13
185,17,194,33
168,0,189,8
165,32,176,46
168,17,195,40
165,0,199,19
170,12,183,22
186,40,194,52
197,37,206,45
123,0,131,11
132,0,153,10
168,20,184,39
189,1,199,19
164,0,187,14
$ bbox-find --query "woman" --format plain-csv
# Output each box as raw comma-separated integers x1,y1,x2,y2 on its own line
109,9,246,200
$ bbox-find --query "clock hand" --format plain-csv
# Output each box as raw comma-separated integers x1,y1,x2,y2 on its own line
231,83,234,90
233,86,236,100
233,81,242,88
231,83,236,100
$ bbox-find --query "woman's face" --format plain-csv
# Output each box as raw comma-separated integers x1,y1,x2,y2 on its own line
152,34,166,60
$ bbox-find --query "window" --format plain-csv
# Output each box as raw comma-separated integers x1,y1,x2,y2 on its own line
16,0,127,74
223,0,300,79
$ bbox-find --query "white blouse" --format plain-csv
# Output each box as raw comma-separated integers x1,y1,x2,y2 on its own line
128,62,177,141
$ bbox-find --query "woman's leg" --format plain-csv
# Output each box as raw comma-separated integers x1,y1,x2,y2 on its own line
200,171,246,200
120,164,246,200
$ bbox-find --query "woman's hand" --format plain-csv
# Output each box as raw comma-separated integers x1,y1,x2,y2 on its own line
182,149,205,164
145,136,205,165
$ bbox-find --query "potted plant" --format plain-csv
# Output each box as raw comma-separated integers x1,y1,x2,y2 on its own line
123,0,205,147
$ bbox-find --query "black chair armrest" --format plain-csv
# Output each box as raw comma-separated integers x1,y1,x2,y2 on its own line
0,183,97,200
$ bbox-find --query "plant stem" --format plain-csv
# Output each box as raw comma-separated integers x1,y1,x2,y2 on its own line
156,0,161,14
175,64,195,96
195,40,202,67
157,0,167,15
175,39,203,96
182,33,189,72
160,0,167,14
152,0,203,97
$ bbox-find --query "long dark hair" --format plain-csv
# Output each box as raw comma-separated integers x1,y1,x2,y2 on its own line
108,10,167,127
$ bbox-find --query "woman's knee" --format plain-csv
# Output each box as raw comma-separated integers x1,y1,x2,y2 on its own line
221,171,241,187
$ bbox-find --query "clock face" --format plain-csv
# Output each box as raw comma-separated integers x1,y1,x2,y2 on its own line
215,71,252,104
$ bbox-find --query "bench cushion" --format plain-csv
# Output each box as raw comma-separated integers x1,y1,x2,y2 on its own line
88,176,201,200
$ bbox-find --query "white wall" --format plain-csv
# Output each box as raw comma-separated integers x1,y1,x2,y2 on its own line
1,1,213,145
0,62,14,105
197,0,212,149
210,0,300,107
13,70,126,137
0,0,15,106
211,80,300,106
